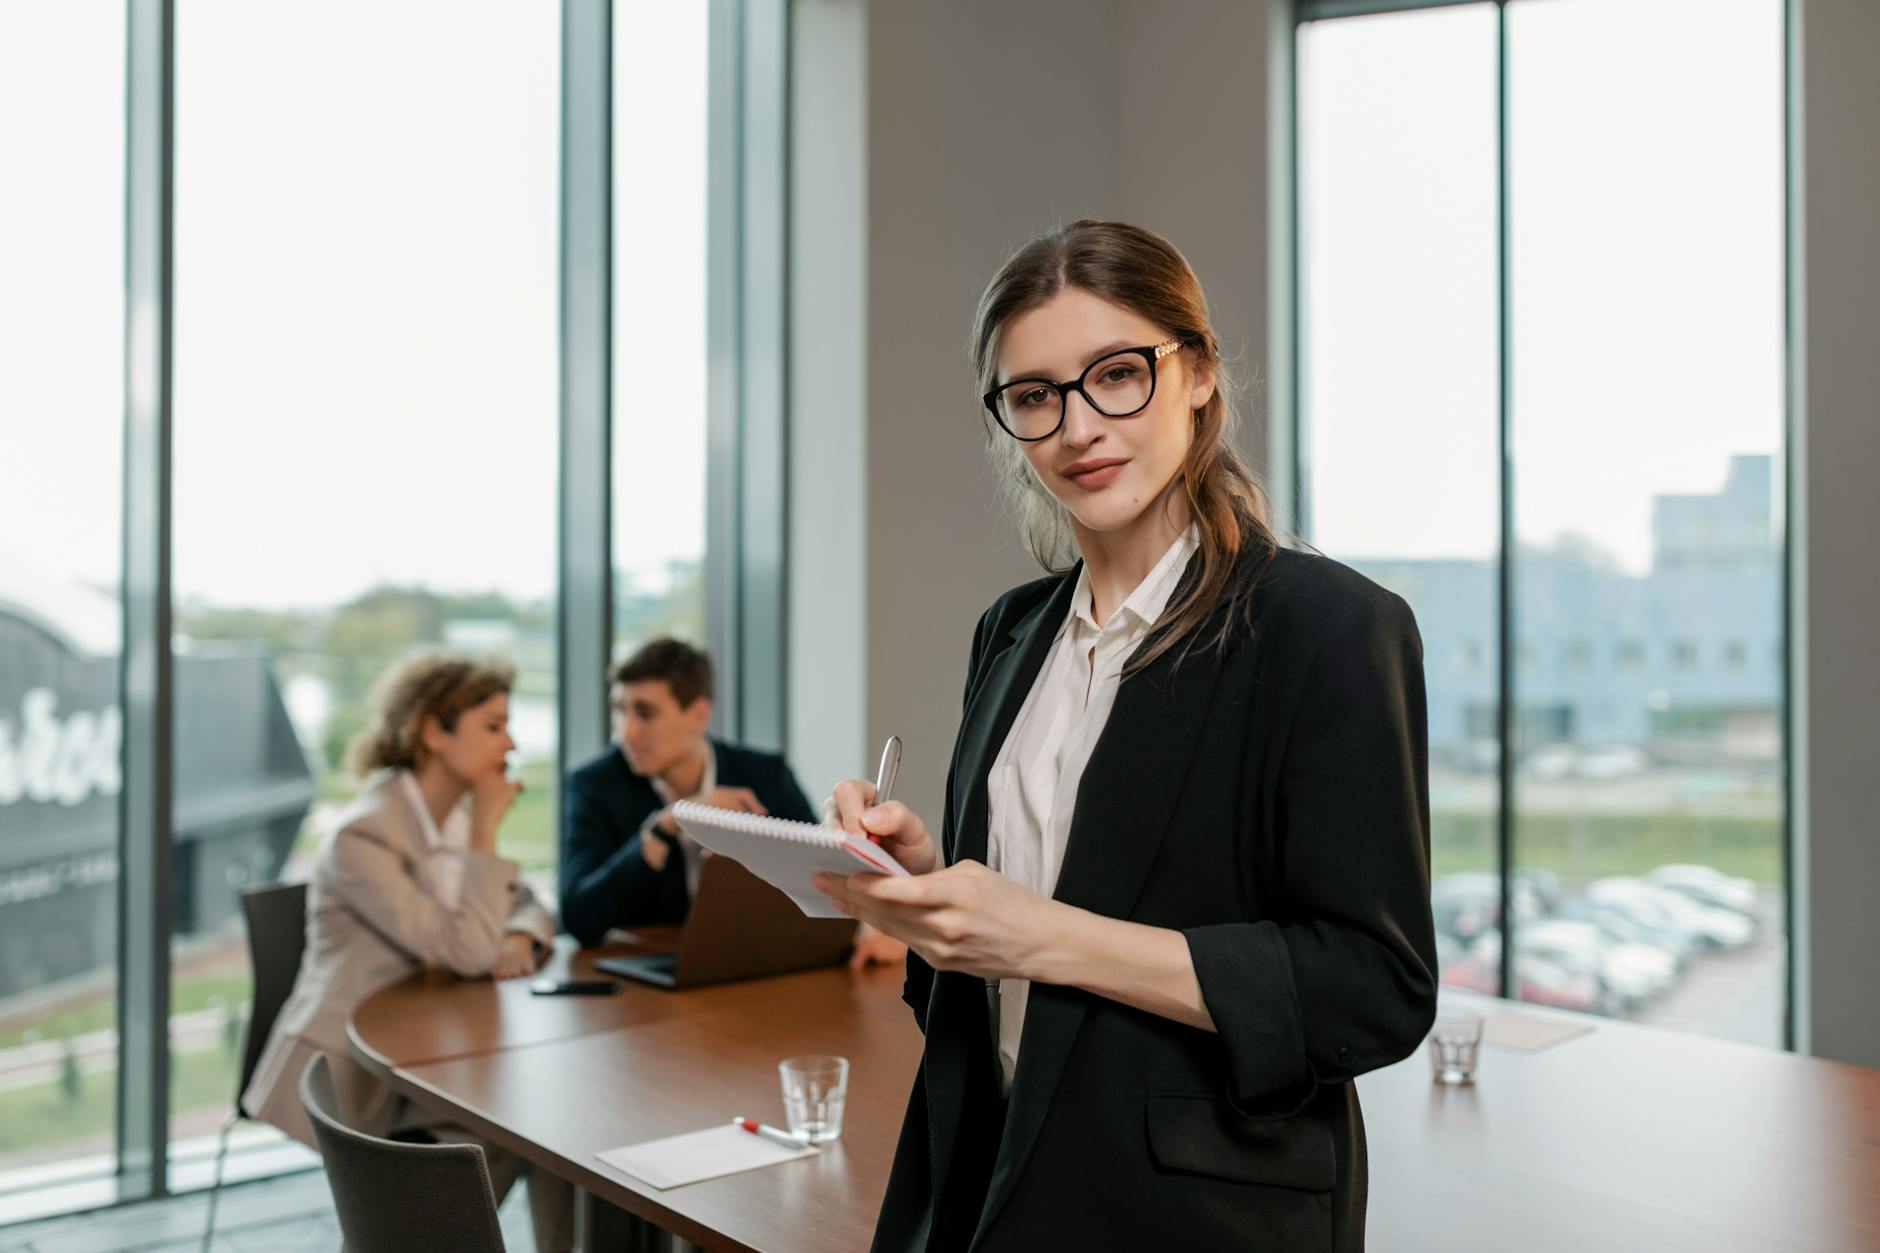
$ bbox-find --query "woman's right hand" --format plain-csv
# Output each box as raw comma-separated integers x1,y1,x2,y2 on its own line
469,772,524,853
829,779,938,876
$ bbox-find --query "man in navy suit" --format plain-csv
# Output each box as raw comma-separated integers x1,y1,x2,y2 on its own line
558,638,820,946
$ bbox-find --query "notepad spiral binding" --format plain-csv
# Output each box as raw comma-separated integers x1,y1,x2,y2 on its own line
670,799,843,845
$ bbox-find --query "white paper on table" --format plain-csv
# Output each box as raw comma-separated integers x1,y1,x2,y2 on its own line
595,1124,818,1190
1482,1014,1596,1052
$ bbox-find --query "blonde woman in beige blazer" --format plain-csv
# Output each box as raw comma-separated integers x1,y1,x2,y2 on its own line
242,653,569,1250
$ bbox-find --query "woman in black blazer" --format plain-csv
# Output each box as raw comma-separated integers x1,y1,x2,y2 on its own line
813,220,1439,1252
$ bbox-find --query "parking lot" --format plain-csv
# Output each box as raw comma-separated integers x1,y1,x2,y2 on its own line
1631,894,1785,1048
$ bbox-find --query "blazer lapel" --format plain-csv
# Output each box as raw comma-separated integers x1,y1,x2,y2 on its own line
923,570,1075,1216
974,551,1241,1244
947,571,1079,868
361,771,428,866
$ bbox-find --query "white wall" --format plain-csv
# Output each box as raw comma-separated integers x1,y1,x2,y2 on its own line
859,0,1124,824
785,0,868,805
1116,0,1291,524
789,0,1288,821
1793,0,1880,1068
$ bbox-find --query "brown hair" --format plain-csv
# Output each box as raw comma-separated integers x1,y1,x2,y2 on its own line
345,653,516,777
610,637,714,708
969,219,1280,671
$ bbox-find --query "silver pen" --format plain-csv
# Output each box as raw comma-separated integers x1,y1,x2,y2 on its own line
873,734,902,806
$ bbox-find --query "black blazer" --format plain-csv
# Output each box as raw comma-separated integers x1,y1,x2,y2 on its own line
871,545,1439,1253
557,739,817,946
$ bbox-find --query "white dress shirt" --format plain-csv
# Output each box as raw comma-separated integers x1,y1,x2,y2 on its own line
639,743,716,900
396,770,472,910
985,526,1199,1093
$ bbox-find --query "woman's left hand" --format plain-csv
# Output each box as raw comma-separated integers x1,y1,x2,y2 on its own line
489,933,539,980
811,861,1058,982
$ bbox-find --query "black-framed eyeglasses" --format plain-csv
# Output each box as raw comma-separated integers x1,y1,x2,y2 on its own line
982,338,1185,442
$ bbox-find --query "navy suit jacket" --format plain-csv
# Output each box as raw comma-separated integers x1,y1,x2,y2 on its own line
557,739,817,946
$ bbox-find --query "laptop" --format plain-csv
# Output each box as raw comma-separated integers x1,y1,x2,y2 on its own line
594,853,857,989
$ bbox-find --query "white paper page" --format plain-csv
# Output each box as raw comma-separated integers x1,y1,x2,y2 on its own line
595,1124,817,1190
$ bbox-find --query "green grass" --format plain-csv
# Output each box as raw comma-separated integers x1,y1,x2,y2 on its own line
502,760,559,873
1432,809,1782,885
0,1005,116,1054
0,973,255,1053
0,1043,238,1157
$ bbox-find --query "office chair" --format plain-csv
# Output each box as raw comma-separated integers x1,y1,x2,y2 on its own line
299,1051,507,1253
200,880,308,1251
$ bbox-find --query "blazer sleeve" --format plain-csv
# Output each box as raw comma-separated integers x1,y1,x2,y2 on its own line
558,770,670,946
504,882,558,952
324,827,520,978
1183,590,1439,1117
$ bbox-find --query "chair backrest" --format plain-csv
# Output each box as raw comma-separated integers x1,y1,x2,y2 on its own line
299,1052,506,1253
238,880,308,1100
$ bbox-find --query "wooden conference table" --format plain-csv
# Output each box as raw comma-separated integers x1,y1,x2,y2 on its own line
351,935,1880,1253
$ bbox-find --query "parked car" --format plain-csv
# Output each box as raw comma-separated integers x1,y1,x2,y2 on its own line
1434,931,1465,973
1560,897,1701,971
1513,867,1564,915
1432,872,1542,944
1645,864,1764,931
1587,877,1754,950
1523,919,1679,1005
1578,744,1649,780
1441,940,1605,1015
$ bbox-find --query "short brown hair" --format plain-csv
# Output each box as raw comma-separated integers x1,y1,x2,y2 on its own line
345,652,516,777
610,638,714,708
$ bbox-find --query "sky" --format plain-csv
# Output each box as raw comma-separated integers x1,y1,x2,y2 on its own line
1299,0,1785,577
2,0,1784,613
2,0,706,611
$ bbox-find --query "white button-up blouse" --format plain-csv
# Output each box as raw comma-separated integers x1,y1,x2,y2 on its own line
984,526,1199,1094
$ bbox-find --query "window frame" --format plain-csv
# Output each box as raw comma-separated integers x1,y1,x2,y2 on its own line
6,0,790,1224
1288,0,1797,1046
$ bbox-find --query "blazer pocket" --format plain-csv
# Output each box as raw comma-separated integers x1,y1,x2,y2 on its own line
1144,1092,1337,1192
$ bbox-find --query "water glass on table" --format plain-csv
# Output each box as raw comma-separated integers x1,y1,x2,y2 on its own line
1429,1010,1485,1086
779,1055,849,1144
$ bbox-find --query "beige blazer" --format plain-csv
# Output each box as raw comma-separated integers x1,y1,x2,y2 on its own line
241,770,555,1145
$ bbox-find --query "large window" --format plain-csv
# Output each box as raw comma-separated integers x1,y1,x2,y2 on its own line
167,0,562,1182
1298,0,1787,1048
0,0,763,1228
612,0,711,662
1298,2,1504,994
0,4,128,1212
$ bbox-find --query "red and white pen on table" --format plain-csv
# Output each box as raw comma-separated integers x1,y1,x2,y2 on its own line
731,1117,810,1149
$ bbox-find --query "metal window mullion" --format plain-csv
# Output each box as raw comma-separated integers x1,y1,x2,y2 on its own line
1494,0,1517,1005
705,0,744,738
118,0,176,1200
559,0,613,785
735,0,789,750
1278,0,1303,540
1778,0,1800,1056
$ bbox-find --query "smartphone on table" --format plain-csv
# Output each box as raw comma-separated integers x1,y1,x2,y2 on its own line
529,978,620,996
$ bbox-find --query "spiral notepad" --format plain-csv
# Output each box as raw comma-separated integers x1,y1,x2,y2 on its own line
670,799,909,919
